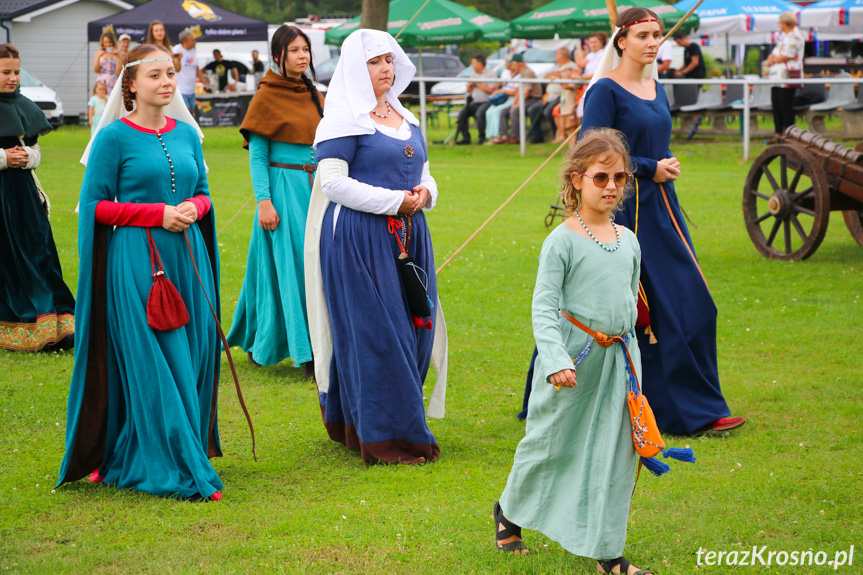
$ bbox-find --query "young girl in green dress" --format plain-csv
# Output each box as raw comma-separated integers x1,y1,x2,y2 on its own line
495,128,654,575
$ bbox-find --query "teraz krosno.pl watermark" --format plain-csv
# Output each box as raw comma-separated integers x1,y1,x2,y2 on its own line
696,546,855,569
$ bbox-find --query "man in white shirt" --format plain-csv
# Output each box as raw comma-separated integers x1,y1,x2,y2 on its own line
173,30,207,114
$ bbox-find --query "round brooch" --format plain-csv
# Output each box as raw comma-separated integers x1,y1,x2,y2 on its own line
404,145,414,158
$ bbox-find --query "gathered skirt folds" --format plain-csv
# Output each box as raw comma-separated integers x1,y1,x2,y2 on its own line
100,225,222,498
227,143,314,367
319,204,439,463
0,167,75,351
499,332,639,560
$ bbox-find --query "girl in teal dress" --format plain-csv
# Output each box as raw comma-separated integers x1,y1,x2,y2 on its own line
88,81,108,135
58,45,225,501
227,25,324,372
495,128,654,575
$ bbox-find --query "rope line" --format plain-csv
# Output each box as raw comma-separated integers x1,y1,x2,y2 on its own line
217,194,256,236
660,0,704,46
394,0,432,39
435,129,579,275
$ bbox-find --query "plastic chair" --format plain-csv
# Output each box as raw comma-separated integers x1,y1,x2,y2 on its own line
733,83,772,111
678,85,723,112
840,85,863,112
809,72,856,112
670,84,700,112
792,80,827,113
705,82,744,111
663,82,675,109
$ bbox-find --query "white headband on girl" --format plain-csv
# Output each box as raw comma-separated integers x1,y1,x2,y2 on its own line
124,56,172,70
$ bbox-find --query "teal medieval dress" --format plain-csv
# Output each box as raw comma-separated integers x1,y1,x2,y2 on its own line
226,71,322,367
499,223,641,560
57,117,224,499
0,86,75,351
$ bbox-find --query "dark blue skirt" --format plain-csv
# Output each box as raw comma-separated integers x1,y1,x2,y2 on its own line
319,204,439,463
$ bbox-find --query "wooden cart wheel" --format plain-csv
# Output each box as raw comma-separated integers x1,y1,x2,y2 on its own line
743,144,830,261
843,209,863,247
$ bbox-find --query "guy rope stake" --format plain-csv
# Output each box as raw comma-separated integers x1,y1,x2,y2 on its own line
436,129,579,275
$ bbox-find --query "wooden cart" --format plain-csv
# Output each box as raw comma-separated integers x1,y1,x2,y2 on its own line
743,126,863,261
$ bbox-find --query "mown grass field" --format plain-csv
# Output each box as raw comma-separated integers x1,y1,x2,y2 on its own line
1,125,861,574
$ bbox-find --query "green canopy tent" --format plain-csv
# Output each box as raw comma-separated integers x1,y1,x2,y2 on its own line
510,0,699,39
324,0,510,47
325,0,510,142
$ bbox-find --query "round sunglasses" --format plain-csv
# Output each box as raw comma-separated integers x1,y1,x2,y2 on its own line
577,171,631,188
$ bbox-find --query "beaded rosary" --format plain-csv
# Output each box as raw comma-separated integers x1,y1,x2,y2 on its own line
574,210,620,252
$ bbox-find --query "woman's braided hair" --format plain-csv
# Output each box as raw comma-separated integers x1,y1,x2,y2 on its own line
121,44,172,112
271,25,324,117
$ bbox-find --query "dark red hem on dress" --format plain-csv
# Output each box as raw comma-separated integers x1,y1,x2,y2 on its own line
319,403,440,464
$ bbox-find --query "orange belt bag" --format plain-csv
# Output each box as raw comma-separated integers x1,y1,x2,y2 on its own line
560,310,696,476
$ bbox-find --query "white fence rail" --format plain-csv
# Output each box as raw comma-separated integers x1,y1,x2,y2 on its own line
411,75,863,160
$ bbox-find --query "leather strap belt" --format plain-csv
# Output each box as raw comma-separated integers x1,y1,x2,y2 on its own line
560,309,623,347
268,161,317,187
560,309,639,393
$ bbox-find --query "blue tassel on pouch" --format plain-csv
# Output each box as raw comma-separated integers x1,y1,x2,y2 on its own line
662,447,697,463
641,456,671,476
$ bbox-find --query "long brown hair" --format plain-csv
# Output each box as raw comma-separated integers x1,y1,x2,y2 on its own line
146,20,173,50
121,44,172,111
560,128,634,215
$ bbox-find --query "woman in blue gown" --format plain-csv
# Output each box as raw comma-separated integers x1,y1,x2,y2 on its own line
58,45,225,500
0,43,75,352
227,25,324,372
305,29,447,464
580,8,745,435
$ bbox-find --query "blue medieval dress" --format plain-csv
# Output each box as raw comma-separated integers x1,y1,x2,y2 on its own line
227,72,322,367
581,78,731,434
0,87,75,352
57,117,224,499
500,224,641,560
315,126,440,464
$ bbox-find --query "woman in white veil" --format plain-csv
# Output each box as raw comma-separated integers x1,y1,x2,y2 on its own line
304,29,447,465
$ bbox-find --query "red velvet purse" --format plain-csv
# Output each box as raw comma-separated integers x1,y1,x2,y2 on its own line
145,229,189,331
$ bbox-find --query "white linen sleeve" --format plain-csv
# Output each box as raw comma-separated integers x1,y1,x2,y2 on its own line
318,157,405,215
0,149,7,170
23,144,41,170
420,161,437,210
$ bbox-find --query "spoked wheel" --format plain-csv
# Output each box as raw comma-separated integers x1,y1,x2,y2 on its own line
743,144,830,261
545,204,566,228
843,208,863,247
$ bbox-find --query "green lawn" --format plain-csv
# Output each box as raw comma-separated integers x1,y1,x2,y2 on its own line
1,126,861,574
